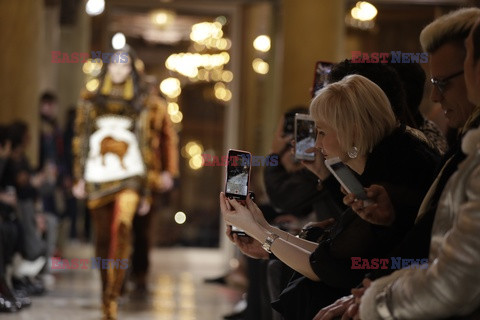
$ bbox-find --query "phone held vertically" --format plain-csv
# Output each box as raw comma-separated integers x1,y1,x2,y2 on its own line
225,149,251,236
324,157,373,206
311,61,333,97
294,114,316,161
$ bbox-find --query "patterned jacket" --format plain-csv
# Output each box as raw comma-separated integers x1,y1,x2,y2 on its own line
73,84,178,209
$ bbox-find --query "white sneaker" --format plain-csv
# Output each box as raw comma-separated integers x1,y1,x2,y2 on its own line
12,254,46,277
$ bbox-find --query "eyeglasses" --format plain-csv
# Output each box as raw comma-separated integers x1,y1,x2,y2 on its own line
430,70,464,94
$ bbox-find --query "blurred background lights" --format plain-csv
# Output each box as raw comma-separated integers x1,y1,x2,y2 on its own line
351,1,377,21
82,59,103,76
215,16,227,26
165,53,229,78
189,155,203,170
85,0,104,16
252,58,269,74
112,32,126,50
151,9,176,27
86,78,100,92
221,70,233,82
186,142,203,157
170,111,183,123
160,77,181,98
167,102,180,115
253,35,271,52
183,141,204,169
174,211,187,224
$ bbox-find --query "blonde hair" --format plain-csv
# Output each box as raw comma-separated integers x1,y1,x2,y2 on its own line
420,7,480,53
310,74,396,156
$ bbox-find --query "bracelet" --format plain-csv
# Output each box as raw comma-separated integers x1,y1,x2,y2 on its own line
262,233,280,253
375,286,396,320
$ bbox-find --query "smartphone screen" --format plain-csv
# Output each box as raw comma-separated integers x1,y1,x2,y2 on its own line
225,149,251,200
225,149,251,236
311,61,333,97
294,114,316,161
325,158,369,201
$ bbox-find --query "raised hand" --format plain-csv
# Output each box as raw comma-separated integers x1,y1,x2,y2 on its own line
225,225,269,259
343,185,395,226
301,146,330,180
220,192,259,234
313,294,355,320
271,116,293,155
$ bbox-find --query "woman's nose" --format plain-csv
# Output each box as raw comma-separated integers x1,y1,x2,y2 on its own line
315,136,323,148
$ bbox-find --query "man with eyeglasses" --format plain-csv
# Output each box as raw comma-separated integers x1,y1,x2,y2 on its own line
314,7,480,320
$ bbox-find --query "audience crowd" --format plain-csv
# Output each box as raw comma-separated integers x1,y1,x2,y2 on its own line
2,5,480,320
219,7,480,320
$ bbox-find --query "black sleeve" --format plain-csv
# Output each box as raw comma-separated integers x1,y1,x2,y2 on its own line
309,214,381,289
263,155,319,216
321,175,345,208
0,158,6,184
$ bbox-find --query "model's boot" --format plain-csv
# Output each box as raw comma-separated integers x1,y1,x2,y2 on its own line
102,298,117,320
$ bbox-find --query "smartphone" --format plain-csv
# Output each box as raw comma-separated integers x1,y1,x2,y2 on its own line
283,112,296,136
311,61,333,97
294,114,316,161
324,157,373,206
225,149,251,236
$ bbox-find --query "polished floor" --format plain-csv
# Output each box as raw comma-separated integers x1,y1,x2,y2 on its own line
3,246,242,320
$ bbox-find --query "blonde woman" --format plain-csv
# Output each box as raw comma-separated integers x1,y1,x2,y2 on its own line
220,74,439,320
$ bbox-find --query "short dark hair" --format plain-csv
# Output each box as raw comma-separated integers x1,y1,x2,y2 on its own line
8,120,29,150
388,62,426,127
40,91,57,103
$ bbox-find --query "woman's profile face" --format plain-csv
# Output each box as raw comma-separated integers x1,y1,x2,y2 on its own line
314,120,343,160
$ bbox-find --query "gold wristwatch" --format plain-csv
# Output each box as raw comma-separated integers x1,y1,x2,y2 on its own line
262,234,279,253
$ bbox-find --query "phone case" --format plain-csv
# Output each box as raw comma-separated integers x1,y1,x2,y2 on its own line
324,157,373,206
294,114,316,161
224,149,251,201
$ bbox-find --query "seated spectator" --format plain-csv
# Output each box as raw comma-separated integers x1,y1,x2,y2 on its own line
314,7,480,320
0,124,32,313
328,58,447,154
388,61,448,154
356,13,480,320
220,74,439,320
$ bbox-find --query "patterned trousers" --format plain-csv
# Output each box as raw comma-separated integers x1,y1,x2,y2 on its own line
89,189,139,320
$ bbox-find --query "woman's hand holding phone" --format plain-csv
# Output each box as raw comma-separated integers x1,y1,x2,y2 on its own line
300,146,331,180
226,225,270,259
245,194,271,231
220,192,265,240
343,184,395,226
271,116,293,155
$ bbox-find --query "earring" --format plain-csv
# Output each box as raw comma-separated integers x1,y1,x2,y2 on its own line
348,146,358,159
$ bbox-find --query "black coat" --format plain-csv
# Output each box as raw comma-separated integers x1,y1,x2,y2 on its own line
273,126,440,320
264,159,345,221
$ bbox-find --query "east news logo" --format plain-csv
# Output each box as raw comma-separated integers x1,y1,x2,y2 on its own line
351,51,428,63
